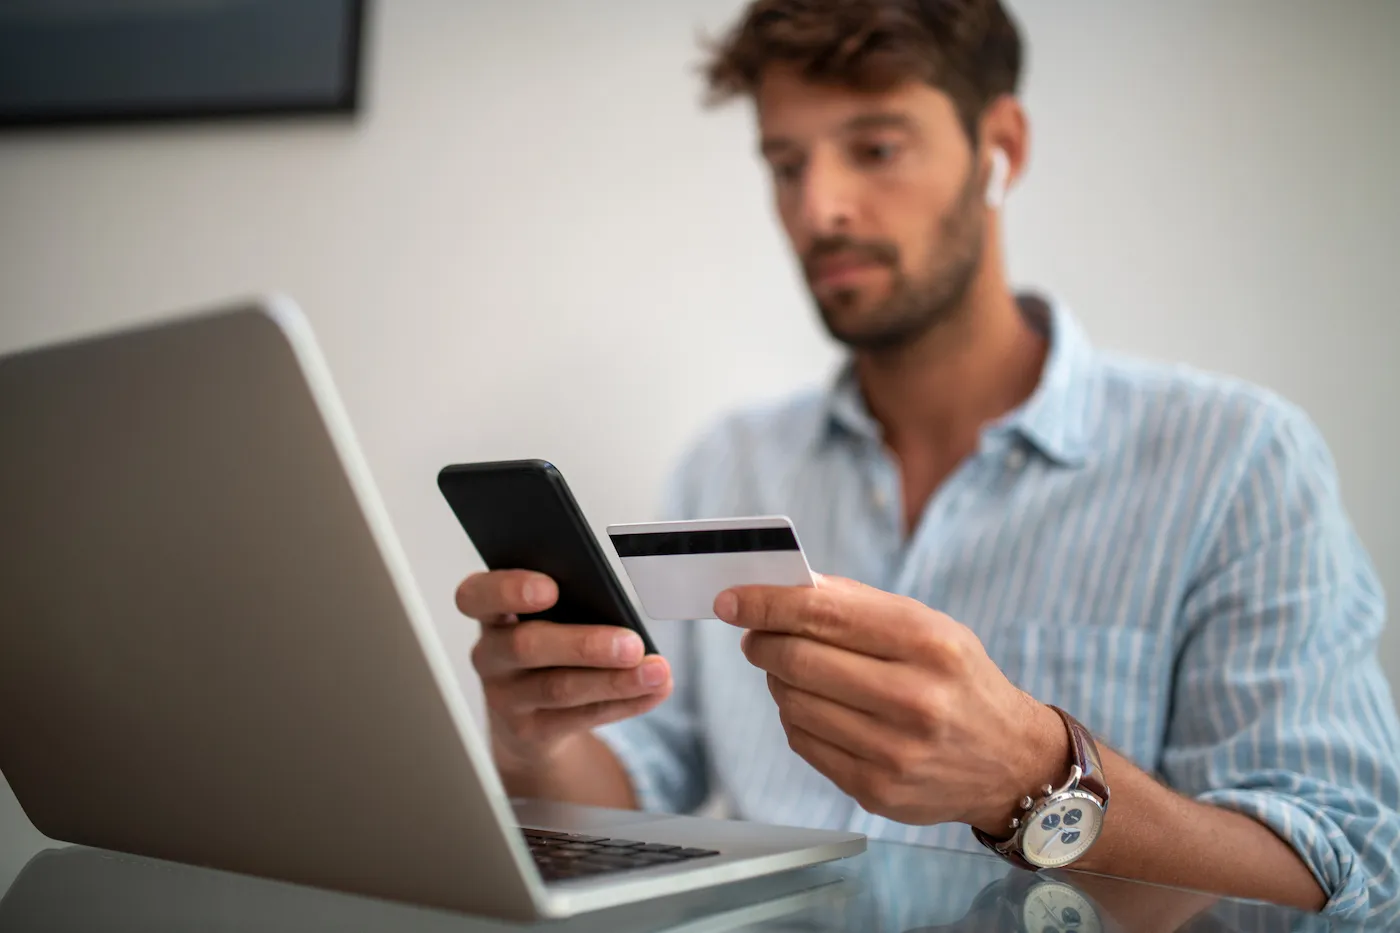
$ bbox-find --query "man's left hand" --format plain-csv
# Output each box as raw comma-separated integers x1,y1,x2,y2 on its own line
713,575,1066,834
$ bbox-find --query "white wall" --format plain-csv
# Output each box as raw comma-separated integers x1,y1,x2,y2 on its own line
1,0,1397,868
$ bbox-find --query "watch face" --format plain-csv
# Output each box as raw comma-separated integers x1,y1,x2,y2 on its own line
1021,880,1102,933
1020,791,1104,869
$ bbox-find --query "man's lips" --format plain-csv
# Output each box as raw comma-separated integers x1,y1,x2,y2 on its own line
809,254,888,287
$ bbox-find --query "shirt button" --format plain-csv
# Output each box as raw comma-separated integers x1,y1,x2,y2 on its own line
1006,448,1027,470
872,487,888,510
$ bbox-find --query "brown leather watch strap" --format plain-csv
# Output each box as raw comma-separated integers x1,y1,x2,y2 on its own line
972,827,1036,870
1050,705,1109,809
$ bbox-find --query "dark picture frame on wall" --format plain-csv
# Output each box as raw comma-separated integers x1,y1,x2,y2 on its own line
0,0,367,129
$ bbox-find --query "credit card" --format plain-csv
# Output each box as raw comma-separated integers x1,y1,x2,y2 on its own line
606,516,816,622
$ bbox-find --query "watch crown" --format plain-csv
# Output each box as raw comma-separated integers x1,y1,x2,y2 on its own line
1020,796,1034,810
1042,785,1055,797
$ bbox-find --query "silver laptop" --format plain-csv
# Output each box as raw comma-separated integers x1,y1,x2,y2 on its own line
0,296,865,921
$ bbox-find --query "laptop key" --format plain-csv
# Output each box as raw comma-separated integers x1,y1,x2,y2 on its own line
564,834,606,843
594,838,644,848
545,849,590,860
578,855,643,871
634,843,681,853
676,848,721,858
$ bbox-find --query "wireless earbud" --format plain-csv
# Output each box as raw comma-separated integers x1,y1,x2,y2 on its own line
985,147,1011,210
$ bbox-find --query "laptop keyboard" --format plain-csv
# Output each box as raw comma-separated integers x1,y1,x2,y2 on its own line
522,828,720,883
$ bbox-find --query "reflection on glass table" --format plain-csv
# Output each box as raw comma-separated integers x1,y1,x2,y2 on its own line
0,839,1377,933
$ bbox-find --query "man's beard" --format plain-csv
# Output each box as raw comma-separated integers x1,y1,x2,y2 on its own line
805,162,986,353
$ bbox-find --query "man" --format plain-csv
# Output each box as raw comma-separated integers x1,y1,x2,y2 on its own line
456,0,1400,921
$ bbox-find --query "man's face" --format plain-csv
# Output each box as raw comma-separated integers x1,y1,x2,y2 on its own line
756,66,985,352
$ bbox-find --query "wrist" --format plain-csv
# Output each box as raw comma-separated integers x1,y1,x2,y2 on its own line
971,695,1071,836
492,729,587,790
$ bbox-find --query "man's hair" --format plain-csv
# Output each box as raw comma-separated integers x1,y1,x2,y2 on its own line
703,0,1024,139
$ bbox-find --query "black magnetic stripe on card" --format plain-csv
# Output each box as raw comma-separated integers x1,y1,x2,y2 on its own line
610,527,799,558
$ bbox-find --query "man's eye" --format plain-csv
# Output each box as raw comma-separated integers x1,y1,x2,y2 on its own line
771,162,804,184
855,142,900,166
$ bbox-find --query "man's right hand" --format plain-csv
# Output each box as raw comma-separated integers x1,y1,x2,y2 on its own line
457,570,673,775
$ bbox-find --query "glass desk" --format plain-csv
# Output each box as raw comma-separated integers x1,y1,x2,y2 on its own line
0,822,1375,933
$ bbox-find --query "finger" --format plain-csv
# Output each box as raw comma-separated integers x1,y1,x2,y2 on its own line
455,570,558,625
781,721,865,797
741,631,923,723
532,689,674,740
511,657,672,711
768,676,907,766
475,621,646,677
715,583,925,660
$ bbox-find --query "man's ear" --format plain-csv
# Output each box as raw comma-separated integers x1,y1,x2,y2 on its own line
979,95,1029,208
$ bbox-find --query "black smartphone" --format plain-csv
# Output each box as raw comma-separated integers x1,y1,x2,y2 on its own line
437,460,659,655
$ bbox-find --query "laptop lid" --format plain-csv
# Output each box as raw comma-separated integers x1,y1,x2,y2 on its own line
0,297,546,918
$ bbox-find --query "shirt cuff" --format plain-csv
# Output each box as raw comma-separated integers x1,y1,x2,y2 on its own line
593,719,671,814
1195,787,1367,917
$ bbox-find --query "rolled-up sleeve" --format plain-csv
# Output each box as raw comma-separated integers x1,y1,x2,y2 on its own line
1161,405,1400,922
594,450,712,814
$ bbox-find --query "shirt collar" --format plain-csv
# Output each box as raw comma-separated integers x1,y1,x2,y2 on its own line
817,294,1099,468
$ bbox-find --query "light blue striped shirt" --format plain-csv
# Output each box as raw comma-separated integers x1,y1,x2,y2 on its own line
598,297,1400,922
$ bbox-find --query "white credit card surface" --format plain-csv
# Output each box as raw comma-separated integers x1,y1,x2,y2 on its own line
607,516,816,622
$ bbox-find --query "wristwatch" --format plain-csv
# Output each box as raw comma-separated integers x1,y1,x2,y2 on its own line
972,705,1110,870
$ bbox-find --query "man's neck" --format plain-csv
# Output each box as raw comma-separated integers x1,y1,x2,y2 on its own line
858,281,1044,444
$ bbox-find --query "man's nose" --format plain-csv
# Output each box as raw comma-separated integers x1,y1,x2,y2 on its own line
798,150,858,237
